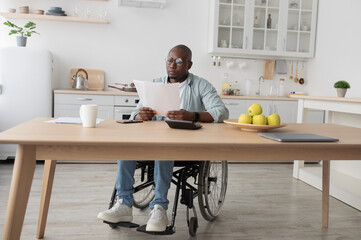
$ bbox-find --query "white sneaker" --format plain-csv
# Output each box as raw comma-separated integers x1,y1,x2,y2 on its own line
146,204,169,232
97,199,133,223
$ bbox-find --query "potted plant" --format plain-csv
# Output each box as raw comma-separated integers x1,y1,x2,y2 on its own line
334,80,350,98
3,20,39,47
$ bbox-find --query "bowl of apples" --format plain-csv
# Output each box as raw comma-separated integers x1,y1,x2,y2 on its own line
223,103,287,131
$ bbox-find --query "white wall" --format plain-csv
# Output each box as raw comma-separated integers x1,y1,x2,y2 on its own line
0,0,306,95
306,0,361,180
307,0,361,98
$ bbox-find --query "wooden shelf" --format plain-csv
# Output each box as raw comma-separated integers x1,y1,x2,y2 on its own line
0,12,108,24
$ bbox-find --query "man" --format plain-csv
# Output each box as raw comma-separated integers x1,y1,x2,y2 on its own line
97,45,228,232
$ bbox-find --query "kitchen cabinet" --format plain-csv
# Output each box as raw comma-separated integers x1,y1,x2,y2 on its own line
54,93,114,119
0,12,109,24
272,100,298,123
208,0,318,59
54,91,140,120
224,99,247,119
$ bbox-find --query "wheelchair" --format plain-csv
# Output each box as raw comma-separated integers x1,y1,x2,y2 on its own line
103,160,228,236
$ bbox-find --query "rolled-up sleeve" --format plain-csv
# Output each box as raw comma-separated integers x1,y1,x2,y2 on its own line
199,80,229,123
130,101,143,120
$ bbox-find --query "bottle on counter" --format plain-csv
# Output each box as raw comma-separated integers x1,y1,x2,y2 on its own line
228,84,234,96
222,73,230,95
267,14,272,29
278,78,285,97
234,80,241,96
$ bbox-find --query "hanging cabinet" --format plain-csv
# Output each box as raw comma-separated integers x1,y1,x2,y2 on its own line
208,0,318,59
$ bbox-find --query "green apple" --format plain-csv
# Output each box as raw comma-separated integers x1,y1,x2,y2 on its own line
238,113,252,124
253,114,267,125
267,113,281,125
248,103,262,116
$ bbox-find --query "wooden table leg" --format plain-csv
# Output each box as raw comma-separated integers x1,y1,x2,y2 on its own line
37,160,57,239
2,145,36,240
322,160,330,228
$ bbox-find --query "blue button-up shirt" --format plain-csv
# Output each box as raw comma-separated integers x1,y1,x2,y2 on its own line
130,73,229,123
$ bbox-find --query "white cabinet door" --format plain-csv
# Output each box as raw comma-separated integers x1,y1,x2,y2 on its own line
248,0,281,54
223,99,247,119
54,94,114,120
54,104,114,119
208,0,248,56
208,0,318,58
272,100,298,123
306,109,324,123
281,0,318,58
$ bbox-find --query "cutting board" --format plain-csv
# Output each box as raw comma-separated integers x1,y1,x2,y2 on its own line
263,60,275,80
70,68,105,91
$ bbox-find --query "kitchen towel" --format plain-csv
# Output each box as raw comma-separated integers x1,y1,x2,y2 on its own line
275,60,287,74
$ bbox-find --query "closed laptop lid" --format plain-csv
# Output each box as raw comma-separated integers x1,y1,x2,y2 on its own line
258,133,339,142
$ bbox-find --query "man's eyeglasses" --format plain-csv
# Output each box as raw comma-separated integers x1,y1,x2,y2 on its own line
165,57,187,67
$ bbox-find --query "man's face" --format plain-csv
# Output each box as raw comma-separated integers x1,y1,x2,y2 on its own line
166,48,192,82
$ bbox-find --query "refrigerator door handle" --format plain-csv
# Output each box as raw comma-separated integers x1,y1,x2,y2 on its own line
0,84,2,94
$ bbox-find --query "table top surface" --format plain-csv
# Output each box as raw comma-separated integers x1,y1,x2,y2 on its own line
0,118,361,148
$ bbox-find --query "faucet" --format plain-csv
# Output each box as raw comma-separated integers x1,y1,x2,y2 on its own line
256,76,264,96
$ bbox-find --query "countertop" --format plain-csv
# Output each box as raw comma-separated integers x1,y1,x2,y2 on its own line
54,89,296,101
289,94,361,103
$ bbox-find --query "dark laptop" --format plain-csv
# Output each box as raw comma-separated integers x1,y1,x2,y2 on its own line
258,133,339,142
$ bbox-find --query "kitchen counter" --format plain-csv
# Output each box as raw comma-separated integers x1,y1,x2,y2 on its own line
289,94,361,103
54,89,138,96
54,90,296,101
221,95,296,101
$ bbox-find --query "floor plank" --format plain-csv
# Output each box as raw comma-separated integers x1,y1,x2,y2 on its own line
1,162,360,240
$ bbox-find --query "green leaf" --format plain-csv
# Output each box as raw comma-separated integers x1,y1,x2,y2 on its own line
3,20,38,37
334,80,350,89
24,21,36,28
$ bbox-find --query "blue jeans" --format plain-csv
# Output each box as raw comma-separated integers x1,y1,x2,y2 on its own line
116,160,174,210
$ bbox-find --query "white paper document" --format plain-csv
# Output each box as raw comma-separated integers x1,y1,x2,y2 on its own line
45,117,104,125
133,80,180,116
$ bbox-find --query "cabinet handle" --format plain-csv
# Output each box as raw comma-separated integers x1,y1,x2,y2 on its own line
245,37,248,49
225,103,238,106
76,98,93,101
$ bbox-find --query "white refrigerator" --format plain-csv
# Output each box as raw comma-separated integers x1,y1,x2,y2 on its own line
0,47,53,160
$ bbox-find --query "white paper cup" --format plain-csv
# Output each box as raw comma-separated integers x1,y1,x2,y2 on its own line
79,104,98,128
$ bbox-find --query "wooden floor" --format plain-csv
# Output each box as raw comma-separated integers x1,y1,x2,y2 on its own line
1,162,361,240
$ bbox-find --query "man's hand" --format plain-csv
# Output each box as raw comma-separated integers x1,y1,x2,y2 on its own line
135,107,157,121
166,109,193,121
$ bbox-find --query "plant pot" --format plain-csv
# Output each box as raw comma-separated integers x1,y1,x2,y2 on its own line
16,36,27,47
336,88,347,98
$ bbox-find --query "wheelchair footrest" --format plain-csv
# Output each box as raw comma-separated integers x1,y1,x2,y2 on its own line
103,220,139,228
136,225,175,235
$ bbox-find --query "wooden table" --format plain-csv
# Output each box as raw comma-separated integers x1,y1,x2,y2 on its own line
1,118,361,240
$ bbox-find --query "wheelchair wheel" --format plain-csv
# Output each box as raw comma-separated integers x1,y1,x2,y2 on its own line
188,217,198,236
198,161,228,221
133,163,155,209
